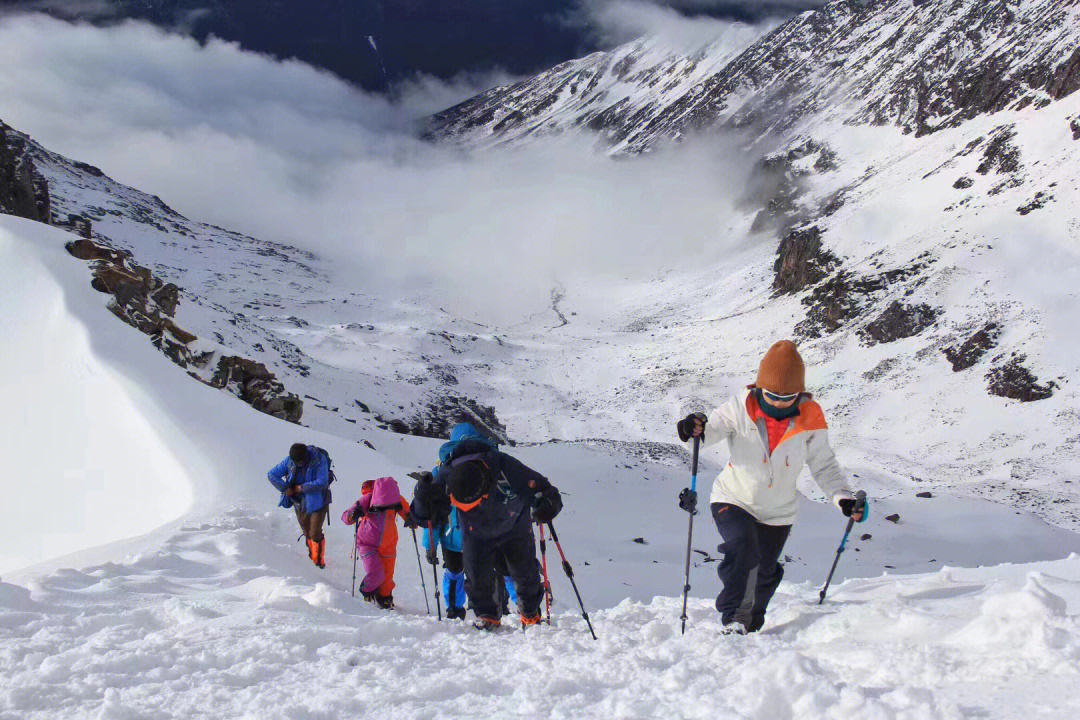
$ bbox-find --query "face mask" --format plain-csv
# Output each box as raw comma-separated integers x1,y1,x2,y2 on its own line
756,388,800,420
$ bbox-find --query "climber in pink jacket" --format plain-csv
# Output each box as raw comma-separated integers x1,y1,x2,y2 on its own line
342,477,413,610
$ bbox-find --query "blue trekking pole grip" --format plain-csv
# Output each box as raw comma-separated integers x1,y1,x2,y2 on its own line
679,435,701,634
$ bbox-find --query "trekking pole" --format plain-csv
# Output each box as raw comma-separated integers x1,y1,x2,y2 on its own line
538,524,553,624
411,527,432,615
680,436,701,634
427,522,443,621
546,522,597,640
818,490,867,605
350,516,360,598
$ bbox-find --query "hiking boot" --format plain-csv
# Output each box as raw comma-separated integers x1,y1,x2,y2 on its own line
447,607,467,621
375,594,394,610
315,538,326,569
473,616,501,632
360,589,377,603
721,622,748,636
520,613,542,630
306,538,319,565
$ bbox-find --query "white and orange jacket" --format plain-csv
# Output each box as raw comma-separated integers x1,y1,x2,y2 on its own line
692,388,854,526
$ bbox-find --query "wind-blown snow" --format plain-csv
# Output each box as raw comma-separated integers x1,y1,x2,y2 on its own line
0,221,192,573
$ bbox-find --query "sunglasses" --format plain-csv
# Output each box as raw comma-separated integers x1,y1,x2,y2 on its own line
762,389,800,403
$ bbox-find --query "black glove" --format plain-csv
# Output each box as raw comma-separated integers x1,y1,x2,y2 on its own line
414,472,450,526
839,495,868,522
677,413,707,443
678,488,697,514
402,512,419,529
533,486,563,524
346,503,365,523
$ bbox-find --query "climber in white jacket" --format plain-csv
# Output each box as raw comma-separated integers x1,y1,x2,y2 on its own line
676,340,865,633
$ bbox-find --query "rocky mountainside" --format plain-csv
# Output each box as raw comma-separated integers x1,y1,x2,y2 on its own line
424,0,1080,530
0,118,517,445
430,0,1080,153
0,120,50,222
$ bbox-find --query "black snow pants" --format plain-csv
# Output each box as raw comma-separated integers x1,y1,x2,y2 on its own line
712,503,791,632
463,517,544,621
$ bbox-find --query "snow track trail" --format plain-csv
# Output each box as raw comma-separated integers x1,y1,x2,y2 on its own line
2,505,1079,719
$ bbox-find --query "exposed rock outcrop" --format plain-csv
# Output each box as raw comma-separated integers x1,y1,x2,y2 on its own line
976,126,1022,176
376,395,512,445
773,226,837,295
795,262,930,340
986,355,1057,402
0,121,51,223
943,323,1001,371
1017,192,1052,215
860,301,941,346
64,236,303,424
66,238,197,365
211,357,303,423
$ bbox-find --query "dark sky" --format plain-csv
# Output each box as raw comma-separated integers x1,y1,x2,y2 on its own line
0,1,826,91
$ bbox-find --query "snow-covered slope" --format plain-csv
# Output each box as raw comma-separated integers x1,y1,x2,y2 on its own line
418,0,1080,531
431,0,1080,153
3,216,1080,718
6,52,1080,538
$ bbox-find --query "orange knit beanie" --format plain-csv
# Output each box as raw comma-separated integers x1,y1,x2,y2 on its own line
755,340,806,395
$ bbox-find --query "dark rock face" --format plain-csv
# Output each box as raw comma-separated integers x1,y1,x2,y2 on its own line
986,355,1057,402
953,176,974,189
1071,117,1080,140
773,226,837,295
211,357,303,423
0,121,51,223
795,261,929,339
151,283,181,317
943,323,1001,371
976,126,1022,176
376,395,512,446
67,237,123,263
797,273,871,339
1017,192,1053,215
860,301,940,346
65,236,304,423
68,237,199,361
1047,47,1080,100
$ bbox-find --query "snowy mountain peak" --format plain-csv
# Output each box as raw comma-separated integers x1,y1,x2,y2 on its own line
430,0,1080,152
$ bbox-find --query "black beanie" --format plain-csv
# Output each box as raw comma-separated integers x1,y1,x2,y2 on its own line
447,460,492,505
289,443,309,464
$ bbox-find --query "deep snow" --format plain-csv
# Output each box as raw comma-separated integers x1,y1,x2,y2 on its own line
3,217,1080,718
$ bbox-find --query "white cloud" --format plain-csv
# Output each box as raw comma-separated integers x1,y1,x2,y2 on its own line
0,15,757,321
574,0,816,54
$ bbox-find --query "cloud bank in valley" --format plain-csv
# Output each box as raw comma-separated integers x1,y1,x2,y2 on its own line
0,15,759,320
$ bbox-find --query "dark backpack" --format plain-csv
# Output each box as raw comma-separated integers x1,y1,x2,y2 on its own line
297,447,336,515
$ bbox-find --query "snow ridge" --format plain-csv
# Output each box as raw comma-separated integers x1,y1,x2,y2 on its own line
430,0,1080,153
